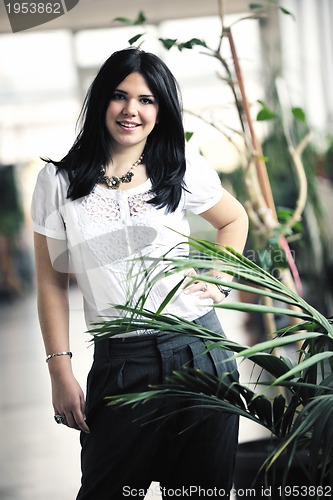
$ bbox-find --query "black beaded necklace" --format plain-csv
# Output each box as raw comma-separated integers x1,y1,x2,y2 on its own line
98,155,144,189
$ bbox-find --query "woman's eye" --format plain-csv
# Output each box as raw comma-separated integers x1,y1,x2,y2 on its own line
111,92,125,100
140,97,155,105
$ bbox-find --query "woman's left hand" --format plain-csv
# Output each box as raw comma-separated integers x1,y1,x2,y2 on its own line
181,269,225,304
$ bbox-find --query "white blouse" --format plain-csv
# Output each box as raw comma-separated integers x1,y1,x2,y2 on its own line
31,151,224,334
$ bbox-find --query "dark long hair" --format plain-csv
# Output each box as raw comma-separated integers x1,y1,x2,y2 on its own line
47,47,186,212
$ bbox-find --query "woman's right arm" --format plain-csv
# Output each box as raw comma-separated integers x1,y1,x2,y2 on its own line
34,232,90,433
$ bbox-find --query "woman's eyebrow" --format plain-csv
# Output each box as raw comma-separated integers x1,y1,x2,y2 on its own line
115,88,155,98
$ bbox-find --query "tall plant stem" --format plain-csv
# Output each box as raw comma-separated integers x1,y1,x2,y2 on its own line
226,27,277,220
225,26,303,296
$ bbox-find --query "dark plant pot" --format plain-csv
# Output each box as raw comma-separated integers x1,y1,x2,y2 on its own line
234,439,312,500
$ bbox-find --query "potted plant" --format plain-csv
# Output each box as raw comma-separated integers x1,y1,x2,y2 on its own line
89,237,333,499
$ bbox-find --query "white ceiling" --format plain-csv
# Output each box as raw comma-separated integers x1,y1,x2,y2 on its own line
0,0,250,34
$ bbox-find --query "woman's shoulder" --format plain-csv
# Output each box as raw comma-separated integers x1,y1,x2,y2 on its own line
36,162,70,187
182,147,223,213
38,161,65,177
33,162,70,206
184,148,221,185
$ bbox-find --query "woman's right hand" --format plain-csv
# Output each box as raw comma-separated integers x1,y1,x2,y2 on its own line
50,368,90,433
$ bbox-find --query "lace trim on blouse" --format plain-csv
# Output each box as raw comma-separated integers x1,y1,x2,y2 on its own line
76,189,158,269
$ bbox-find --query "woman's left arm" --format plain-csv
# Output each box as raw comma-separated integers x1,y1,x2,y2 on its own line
184,190,249,303
200,190,249,253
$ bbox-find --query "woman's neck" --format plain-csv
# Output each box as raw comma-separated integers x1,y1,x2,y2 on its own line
108,145,145,170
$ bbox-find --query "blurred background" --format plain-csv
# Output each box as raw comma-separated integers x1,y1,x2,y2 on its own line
0,0,333,498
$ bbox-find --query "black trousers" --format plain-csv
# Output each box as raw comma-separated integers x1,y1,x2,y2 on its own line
76,310,239,499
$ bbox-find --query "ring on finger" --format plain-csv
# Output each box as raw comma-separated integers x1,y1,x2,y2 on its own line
201,283,208,292
54,414,66,424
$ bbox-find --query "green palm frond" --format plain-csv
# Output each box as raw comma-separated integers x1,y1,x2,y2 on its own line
89,237,333,485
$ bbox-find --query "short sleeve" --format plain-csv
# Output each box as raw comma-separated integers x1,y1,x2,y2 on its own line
31,163,68,240
183,151,224,214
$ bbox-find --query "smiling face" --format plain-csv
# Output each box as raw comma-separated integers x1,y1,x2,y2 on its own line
105,72,159,154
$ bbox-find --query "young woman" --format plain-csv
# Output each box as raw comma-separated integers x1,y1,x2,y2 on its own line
32,47,248,499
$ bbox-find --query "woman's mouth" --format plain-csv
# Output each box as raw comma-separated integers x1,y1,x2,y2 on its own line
117,121,141,129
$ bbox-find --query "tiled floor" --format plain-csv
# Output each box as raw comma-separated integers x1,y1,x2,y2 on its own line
0,286,268,500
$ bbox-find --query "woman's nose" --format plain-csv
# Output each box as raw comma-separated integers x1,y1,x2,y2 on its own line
122,99,138,117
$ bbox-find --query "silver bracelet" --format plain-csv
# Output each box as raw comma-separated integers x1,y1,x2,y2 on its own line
211,276,232,298
46,351,73,363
